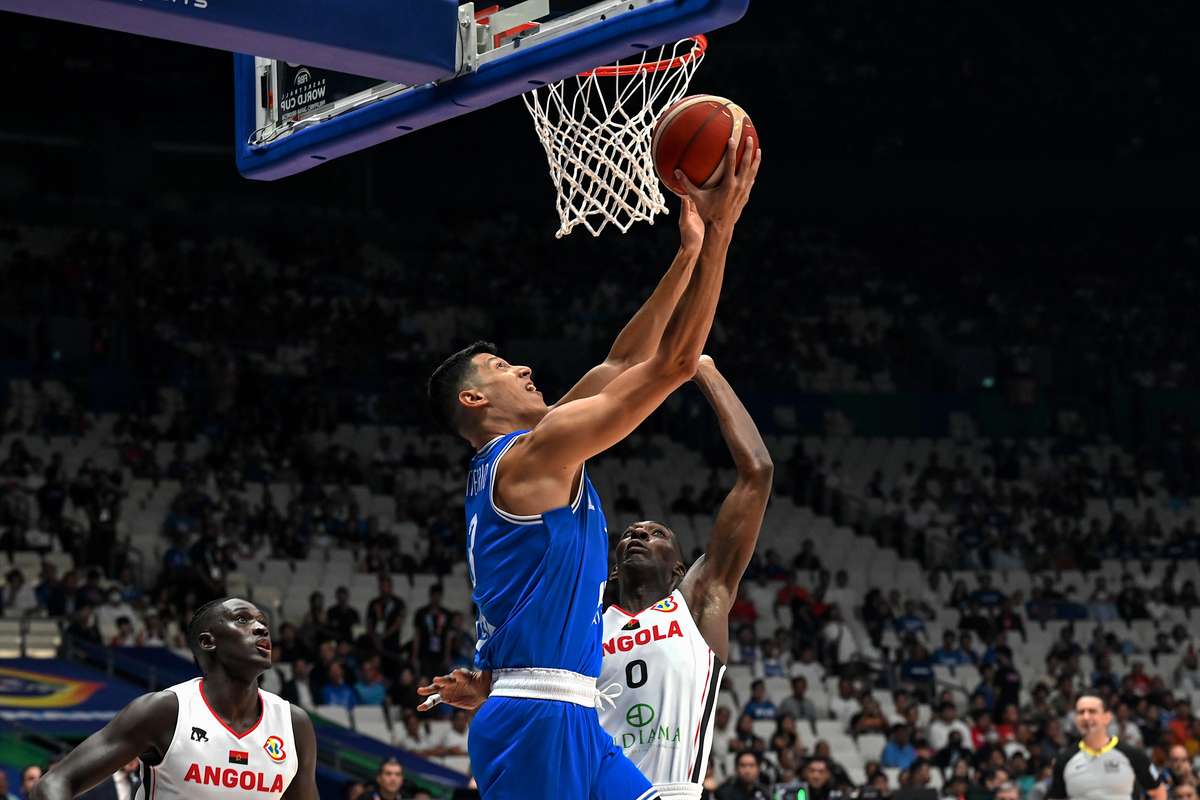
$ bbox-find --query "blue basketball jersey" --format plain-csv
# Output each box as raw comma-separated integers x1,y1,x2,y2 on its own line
464,430,609,677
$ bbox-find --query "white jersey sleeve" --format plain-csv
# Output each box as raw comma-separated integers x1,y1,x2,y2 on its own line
599,590,726,800
134,677,299,800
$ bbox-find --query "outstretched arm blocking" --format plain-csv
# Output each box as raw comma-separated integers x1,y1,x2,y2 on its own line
679,357,772,651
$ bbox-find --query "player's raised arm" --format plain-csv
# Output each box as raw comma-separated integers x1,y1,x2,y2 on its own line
678,355,772,661
552,198,703,407
31,691,177,800
515,138,761,475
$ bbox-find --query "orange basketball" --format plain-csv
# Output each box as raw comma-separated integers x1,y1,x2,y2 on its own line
652,95,757,196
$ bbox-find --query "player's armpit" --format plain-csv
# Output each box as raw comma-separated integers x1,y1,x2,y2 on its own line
30,691,177,800
283,707,319,800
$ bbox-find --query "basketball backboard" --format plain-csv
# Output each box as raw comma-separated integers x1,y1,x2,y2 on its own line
0,0,747,181
234,0,750,180
0,0,461,85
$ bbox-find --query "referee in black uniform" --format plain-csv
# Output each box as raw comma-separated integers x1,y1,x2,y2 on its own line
1048,693,1166,800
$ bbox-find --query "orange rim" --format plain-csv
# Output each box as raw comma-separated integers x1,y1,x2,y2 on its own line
580,35,707,78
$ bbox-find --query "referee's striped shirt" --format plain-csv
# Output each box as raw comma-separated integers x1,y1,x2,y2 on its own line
1048,737,1162,800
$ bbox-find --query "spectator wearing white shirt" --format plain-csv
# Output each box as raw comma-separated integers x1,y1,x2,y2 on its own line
821,606,858,668
829,678,859,726
928,701,974,751
95,589,137,643
393,708,434,754
790,645,825,686
823,570,856,617
428,709,471,764
1,569,37,617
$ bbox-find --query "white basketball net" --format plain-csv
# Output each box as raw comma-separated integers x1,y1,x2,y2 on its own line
523,37,706,238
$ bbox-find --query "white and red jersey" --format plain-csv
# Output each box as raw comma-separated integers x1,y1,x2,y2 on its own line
135,678,298,800
599,590,725,800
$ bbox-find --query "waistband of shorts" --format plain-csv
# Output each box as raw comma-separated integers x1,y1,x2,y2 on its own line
654,782,701,800
489,668,599,707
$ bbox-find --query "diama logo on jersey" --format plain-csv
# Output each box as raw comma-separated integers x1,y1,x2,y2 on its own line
263,736,286,762
653,597,677,613
0,666,103,708
616,704,681,750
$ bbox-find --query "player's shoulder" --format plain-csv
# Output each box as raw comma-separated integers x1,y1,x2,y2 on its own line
123,688,180,730
287,701,314,729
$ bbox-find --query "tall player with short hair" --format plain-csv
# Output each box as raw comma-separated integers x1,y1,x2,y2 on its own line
31,598,318,800
424,137,760,800
420,354,771,800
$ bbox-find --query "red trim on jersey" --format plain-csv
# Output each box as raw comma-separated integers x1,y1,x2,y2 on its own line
609,592,674,619
149,765,157,800
199,679,264,739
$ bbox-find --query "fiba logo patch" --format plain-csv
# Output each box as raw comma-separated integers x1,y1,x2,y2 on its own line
652,597,677,613
263,736,287,762
294,68,311,87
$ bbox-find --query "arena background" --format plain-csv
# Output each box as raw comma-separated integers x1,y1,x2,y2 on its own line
0,2,1198,799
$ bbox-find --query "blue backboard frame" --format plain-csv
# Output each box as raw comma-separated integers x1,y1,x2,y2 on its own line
234,0,749,180
0,0,459,86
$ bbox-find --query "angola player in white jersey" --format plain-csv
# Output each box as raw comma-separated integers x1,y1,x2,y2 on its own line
31,598,318,800
418,354,771,800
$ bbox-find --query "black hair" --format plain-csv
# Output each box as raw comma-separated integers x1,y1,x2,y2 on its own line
427,341,498,435
377,757,403,774
1076,691,1108,711
187,596,233,662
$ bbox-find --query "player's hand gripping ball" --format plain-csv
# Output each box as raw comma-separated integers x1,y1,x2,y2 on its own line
652,95,758,196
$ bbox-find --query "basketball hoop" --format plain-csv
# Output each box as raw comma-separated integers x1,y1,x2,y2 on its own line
523,36,707,238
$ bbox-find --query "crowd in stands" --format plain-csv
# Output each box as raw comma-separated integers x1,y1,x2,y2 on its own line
2,398,1198,800
3,6,1199,799
788,432,1200,571
1,217,1199,406
0,217,1197,800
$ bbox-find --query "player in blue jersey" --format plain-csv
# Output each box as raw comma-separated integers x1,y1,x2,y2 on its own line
423,137,760,800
